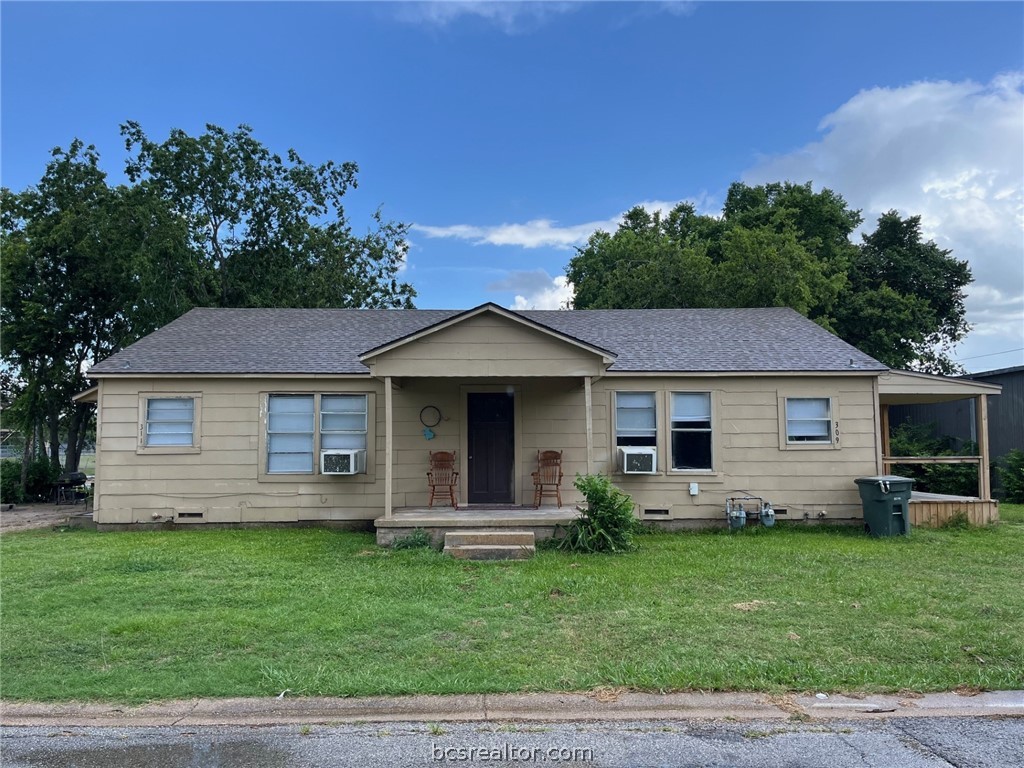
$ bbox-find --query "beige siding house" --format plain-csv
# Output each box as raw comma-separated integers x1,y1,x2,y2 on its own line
82,303,994,535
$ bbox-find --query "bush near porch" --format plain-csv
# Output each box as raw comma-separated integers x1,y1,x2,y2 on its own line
1,508,1022,703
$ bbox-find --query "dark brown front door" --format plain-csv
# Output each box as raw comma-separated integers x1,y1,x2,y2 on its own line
467,392,515,504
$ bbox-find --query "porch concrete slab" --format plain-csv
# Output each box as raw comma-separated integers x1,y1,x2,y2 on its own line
376,507,579,528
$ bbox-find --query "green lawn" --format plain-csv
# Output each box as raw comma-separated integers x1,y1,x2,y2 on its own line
2,506,1022,703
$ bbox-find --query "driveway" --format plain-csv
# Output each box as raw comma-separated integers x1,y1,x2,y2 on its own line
0,502,86,533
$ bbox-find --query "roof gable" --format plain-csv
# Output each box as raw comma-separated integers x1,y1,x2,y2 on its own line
359,303,615,362
360,304,614,378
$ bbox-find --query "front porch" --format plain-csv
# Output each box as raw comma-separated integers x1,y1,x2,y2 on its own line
374,505,580,547
878,370,1002,527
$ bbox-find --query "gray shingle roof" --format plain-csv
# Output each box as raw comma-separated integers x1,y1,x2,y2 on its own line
88,305,887,376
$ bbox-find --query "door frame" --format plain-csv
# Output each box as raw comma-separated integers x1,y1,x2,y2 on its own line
460,384,522,505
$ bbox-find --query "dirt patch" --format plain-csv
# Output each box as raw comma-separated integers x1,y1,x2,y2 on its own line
587,686,626,703
732,600,776,612
0,503,84,533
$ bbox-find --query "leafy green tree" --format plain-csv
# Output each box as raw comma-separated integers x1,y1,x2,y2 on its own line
567,205,715,310
1,141,194,473
4,125,418,481
836,211,971,373
566,182,972,372
121,121,415,309
721,182,859,329
717,224,841,315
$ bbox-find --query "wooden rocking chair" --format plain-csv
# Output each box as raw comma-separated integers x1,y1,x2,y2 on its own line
532,450,563,508
427,450,458,508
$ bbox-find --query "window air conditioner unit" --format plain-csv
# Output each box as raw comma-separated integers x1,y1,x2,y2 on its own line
619,447,657,474
321,449,366,475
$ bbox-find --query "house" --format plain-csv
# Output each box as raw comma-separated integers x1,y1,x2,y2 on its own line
77,303,999,539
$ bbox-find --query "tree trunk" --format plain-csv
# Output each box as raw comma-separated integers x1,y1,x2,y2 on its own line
65,408,82,473
19,429,32,492
48,412,61,472
64,404,92,473
75,412,90,471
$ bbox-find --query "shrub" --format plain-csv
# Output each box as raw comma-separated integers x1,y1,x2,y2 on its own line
889,422,979,497
997,449,1024,503
391,528,433,550
24,457,61,502
939,510,971,530
556,474,640,554
0,459,24,504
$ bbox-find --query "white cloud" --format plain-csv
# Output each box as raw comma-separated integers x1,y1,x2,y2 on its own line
393,1,697,33
743,72,1024,369
393,1,580,34
515,275,573,310
413,195,717,250
486,269,574,309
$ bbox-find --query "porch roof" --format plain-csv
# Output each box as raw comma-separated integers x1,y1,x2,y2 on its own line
878,369,1002,405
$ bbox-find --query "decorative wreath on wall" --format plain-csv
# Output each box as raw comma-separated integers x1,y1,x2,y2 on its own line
419,406,442,428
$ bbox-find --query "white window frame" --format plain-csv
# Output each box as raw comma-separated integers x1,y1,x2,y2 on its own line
670,391,713,471
614,391,658,449
261,392,372,478
319,395,369,452
137,393,201,454
780,395,840,449
266,394,316,474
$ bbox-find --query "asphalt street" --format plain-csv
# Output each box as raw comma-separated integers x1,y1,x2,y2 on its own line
3,716,1023,768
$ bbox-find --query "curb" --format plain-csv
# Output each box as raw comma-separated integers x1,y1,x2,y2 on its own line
3,691,1023,728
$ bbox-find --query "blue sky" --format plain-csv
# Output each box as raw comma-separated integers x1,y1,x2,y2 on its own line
2,1,1022,372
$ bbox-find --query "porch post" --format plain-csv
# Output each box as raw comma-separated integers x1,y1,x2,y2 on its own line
584,376,594,474
880,404,891,473
976,393,991,500
384,376,393,518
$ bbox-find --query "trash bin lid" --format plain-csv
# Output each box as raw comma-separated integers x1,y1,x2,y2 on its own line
855,475,916,485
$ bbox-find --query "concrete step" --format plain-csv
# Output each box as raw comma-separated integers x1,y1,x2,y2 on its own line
445,530,536,547
444,530,536,560
445,543,536,561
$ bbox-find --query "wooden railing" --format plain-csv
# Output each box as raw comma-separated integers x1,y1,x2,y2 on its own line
882,455,984,498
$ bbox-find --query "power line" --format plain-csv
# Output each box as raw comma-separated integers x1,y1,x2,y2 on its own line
953,347,1024,361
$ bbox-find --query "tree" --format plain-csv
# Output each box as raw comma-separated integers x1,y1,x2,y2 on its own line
835,211,971,373
717,224,837,315
566,182,972,371
567,205,715,310
1,141,195,473
121,121,415,309
3,124,418,481
720,182,859,330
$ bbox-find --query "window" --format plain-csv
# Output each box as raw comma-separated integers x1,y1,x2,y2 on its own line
266,393,369,474
144,397,195,447
320,395,368,451
615,392,656,447
267,395,315,473
785,397,832,444
671,392,712,470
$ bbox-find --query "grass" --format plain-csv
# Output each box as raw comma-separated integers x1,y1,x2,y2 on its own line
1,506,1022,703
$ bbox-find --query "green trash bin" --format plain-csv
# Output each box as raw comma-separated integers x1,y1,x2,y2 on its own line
855,475,914,537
